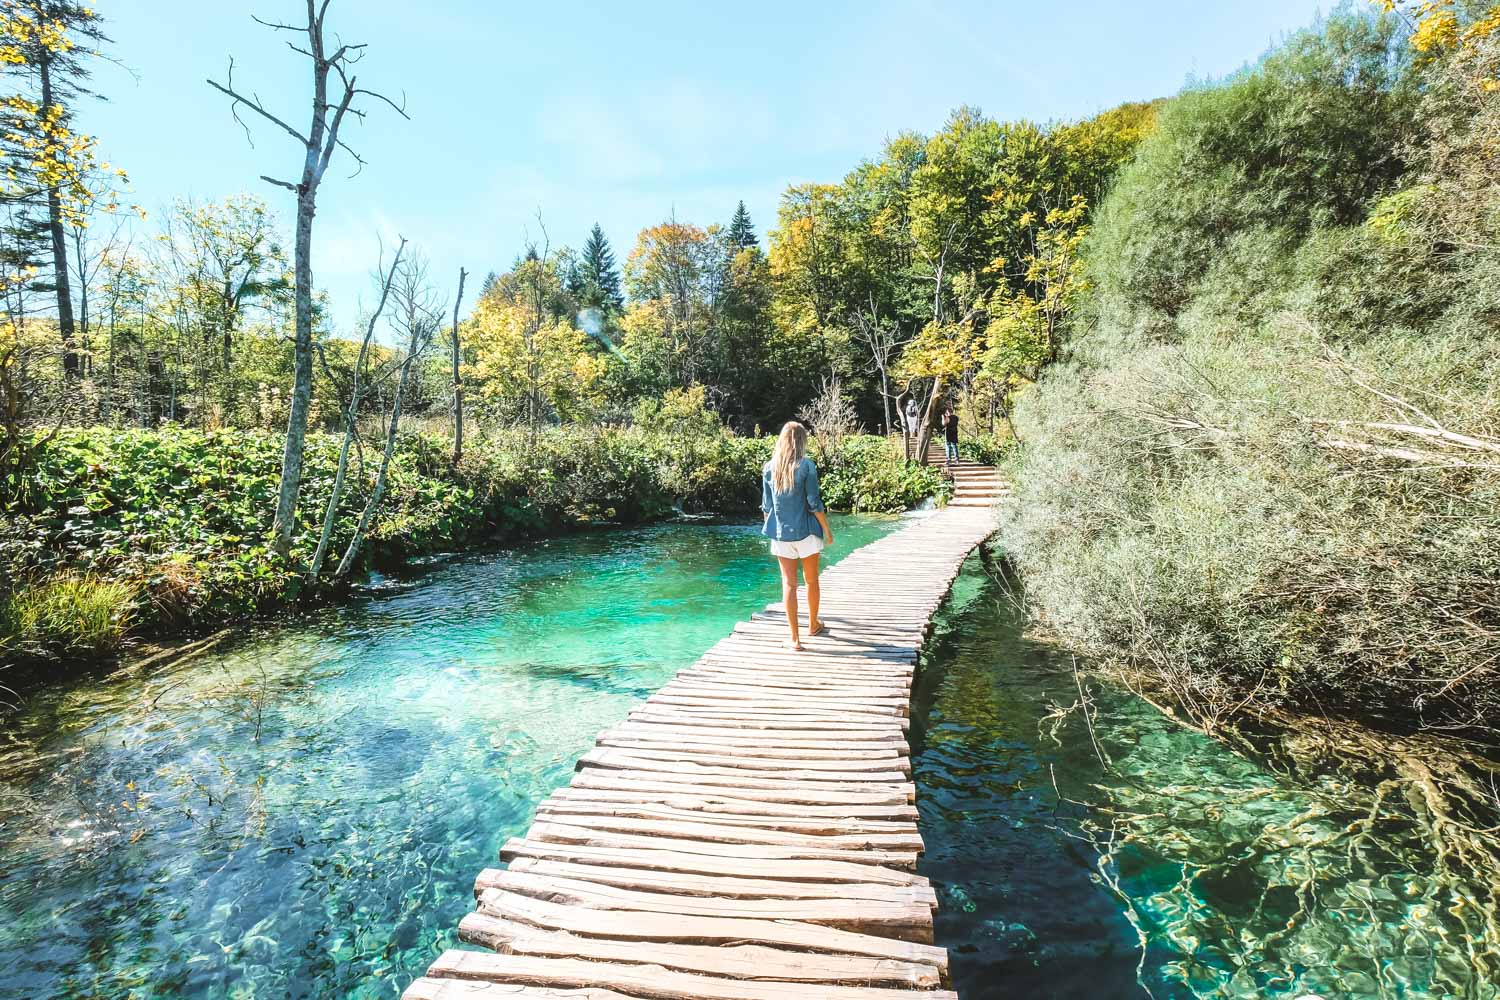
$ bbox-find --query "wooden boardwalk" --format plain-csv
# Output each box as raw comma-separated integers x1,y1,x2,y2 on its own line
404,490,1001,1000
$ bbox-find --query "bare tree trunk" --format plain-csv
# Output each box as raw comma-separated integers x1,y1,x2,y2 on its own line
450,266,467,468
40,55,79,381
914,378,945,465
211,1,408,559
309,237,405,581
335,316,425,579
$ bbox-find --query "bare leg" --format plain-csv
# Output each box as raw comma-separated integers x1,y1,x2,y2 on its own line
777,555,802,650
803,552,823,636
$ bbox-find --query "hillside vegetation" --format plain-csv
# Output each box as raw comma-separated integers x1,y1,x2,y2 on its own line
1001,10,1500,733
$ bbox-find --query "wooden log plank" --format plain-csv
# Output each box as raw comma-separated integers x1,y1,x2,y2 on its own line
498,838,927,887
457,892,949,967
569,770,913,806
612,721,908,745
577,748,910,782
424,951,960,1000
534,809,918,851
546,786,920,822
456,912,942,988
530,816,922,854
525,822,919,870
594,735,908,764
490,861,937,908
481,875,934,941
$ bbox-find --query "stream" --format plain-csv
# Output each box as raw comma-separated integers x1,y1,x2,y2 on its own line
0,516,1494,999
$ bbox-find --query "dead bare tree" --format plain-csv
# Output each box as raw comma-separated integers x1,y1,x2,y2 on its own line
207,1,408,559
307,235,405,581
449,266,467,468
851,292,907,437
334,252,441,578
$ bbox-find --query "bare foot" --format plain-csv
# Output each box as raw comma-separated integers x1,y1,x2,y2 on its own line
808,620,827,637
784,639,804,651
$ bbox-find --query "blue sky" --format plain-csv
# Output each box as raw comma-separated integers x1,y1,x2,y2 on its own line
81,0,1330,329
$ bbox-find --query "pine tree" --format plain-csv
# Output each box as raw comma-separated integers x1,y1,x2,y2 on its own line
578,223,624,312
1,2,113,379
728,201,759,250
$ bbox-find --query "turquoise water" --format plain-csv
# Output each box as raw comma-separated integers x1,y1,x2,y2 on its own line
0,515,899,999
3,520,1495,999
912,555,1500,1000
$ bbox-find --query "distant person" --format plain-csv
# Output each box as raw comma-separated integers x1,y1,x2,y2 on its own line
942,405,960,466
761,421,833,651
904,397,921,437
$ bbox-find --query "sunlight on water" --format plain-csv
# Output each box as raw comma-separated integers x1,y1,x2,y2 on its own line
912,554,1499,1000
4,523,1492,1000
0,516,898,999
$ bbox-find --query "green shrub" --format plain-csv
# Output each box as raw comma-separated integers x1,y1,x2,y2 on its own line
1089,9,1415,323
1002,16,1500,732
819,436,950,512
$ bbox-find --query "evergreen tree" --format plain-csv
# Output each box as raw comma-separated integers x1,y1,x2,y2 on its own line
727,201,759,250
577,223,624,312
1,2,113,378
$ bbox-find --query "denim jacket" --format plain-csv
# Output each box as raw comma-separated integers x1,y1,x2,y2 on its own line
760,457,825,542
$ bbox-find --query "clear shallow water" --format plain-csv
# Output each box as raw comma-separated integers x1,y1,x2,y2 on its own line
0,515,899,999
3,521,1495,1000
912,555,1500,1000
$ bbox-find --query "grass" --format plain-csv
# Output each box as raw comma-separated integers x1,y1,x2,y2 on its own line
2,574,139,659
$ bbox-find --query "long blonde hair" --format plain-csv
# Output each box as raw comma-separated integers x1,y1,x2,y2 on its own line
770,421,808,493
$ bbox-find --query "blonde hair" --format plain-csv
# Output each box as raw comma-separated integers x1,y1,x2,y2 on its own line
770,422,808,493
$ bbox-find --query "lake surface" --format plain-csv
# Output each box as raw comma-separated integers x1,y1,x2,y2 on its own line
1,516,1494,999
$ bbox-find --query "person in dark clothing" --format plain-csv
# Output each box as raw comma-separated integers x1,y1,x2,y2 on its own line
941,405,959,466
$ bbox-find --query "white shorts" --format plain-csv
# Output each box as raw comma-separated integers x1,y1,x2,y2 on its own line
769,534,825,559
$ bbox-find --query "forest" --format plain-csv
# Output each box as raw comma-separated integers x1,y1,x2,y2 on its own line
1,0,1497,740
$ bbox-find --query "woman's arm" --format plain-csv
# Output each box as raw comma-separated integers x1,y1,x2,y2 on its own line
805,463,833,546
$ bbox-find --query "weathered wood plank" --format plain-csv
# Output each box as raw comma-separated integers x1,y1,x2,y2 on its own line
498,838,927,887
481,875,934,940
424,951,960,999
490,861,937,908
457,892,950,966
456,912,942,988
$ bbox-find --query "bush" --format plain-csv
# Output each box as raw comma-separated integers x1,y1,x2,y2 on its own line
818,436,951,512
4,421,943,664
1002,16,1500,732
1088,9,1416,322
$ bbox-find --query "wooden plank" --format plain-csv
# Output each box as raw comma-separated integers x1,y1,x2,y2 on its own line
569,770,914,806
491,861,937,908
459,892,949,966
525,822,919,870
594,735,908,763
481,874,934,940
424,951,960,1000
546,785,920,821
535,800,917,837
529,810,924,852
498,839,927,887
457,912,942,988
577,748,910,782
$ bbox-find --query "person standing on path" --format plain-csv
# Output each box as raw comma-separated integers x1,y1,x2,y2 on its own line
904,397,922,438
942,405,960,466
761,421,834,651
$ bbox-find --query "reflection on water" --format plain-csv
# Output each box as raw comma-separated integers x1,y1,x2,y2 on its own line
0,516,899,999
912,553,1499,1000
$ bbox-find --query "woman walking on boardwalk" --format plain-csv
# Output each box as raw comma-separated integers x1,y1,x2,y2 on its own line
761,422,834,650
